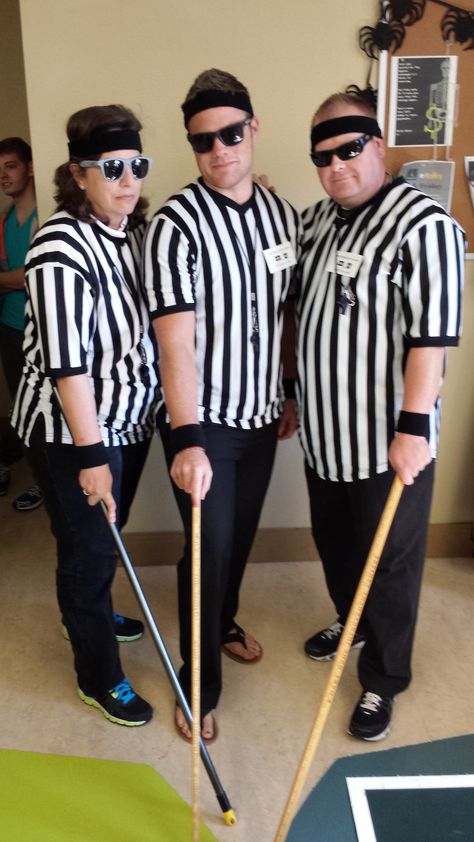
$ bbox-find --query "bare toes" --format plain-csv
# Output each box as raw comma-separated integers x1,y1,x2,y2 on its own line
175,708,192,739
201,713,215,740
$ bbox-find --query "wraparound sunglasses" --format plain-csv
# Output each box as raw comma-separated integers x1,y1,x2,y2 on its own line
310,134,373,168
187,117,252,154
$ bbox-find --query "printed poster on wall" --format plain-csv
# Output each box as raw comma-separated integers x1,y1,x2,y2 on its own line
399,160,455,211
388,55,458,148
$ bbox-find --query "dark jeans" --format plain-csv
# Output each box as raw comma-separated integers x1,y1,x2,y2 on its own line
0,323,25,465
27,416,150,696
158,409,279,714
305,462,434,697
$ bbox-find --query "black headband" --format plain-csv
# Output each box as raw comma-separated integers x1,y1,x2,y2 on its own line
68,129,142,159
311,116,382,147
182,90,254,126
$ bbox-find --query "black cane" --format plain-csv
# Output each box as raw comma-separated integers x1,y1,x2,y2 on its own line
100,502,237,827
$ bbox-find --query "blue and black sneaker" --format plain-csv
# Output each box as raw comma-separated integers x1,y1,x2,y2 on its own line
63,611,144,643
78,679,153,726
112,611,144,642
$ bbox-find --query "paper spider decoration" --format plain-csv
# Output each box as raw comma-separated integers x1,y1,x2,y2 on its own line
359,17,406,58
441,8,474,51
345,84,379,111
387,0,426,25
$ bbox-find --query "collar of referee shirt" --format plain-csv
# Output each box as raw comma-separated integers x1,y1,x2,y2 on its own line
182,89,254,126
310,116,382,147
334,174,400,229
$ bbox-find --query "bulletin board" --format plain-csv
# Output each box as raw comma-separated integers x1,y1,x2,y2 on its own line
381,1,473,252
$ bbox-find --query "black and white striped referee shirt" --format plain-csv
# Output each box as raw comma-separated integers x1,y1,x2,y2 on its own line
143,179,302,429
12,212,159,447
297,177,464,482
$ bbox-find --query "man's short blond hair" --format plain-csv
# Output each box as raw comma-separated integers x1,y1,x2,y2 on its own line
312,92,376,127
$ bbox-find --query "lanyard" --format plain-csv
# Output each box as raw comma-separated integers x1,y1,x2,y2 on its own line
229,210,261,349
99,230,151,388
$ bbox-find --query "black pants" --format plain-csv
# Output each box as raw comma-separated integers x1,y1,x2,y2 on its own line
158,410,279,714
305,462,434,697
0,323,25,465
28,417,150,697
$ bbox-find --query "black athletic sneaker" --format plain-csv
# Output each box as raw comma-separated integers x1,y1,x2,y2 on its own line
111,611,144,642
348,691,394,741
304,620,366,661
63,611,144,643
12,483,44,512
78,679,153,726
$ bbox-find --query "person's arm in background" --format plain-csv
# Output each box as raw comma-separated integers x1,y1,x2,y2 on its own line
0,206,37,292
278,298,297,440
0,267,24,292
153,311,212,505
278,209,303,440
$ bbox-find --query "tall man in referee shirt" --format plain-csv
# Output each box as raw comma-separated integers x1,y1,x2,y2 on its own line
144,69,301,740
298,93,464,741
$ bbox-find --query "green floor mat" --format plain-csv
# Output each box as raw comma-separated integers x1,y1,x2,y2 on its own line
0,749,217,842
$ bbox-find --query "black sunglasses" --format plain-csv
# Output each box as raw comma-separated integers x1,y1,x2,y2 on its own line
79,156,152,181
310,134,373,168
187,117,252,154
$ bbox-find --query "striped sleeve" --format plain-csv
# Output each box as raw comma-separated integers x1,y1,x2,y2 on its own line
400,216,464,347
26,262,94,376
143,208,197,318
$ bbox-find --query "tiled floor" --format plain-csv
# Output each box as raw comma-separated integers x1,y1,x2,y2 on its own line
1,462,473,841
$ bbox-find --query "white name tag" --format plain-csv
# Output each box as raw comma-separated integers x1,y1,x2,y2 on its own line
263,242,297,274
335,251,363,278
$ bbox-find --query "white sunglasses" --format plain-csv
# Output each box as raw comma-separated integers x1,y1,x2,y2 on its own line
79,156,152,181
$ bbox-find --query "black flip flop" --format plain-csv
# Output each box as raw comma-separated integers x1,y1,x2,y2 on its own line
221,623,263,664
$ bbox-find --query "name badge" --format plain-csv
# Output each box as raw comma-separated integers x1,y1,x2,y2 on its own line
335,251,363,278
263,241,297,274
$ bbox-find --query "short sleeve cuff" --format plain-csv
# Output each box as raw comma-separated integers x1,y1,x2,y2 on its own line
404,336,459,348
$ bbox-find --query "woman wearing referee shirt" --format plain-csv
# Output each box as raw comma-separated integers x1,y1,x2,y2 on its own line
12,105,159,726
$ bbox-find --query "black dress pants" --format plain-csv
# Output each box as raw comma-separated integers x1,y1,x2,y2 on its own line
28,417,150,696
305,462,434,697
158,411,279,714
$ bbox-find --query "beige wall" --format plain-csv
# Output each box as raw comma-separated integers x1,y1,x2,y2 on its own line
0,0,30,413
0,0,30,169
18,0,473,530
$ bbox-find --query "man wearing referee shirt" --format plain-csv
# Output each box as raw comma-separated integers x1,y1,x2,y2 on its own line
144,69,301,741
298,92,464,741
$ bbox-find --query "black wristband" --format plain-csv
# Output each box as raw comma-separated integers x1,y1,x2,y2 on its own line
170,424,206,456
282,378,297,400
77,441,109,468
396,411,430,440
